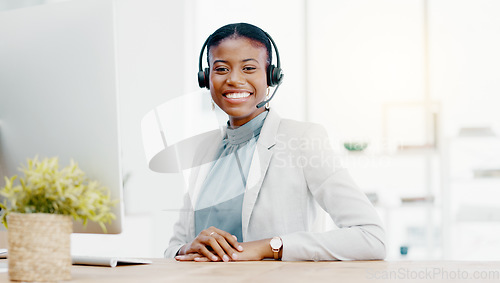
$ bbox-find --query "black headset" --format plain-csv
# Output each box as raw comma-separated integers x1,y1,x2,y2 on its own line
197,30,283,89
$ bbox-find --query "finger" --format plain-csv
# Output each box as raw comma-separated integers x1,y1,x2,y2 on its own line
232,235,243,251
175,253,202,261
211,233,240,261
203,227,242,260
194,256,218,262
212,228,244,252
207,235,233,262
198,244,219,262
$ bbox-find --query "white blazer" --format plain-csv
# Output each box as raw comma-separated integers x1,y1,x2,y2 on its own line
165,108,386,261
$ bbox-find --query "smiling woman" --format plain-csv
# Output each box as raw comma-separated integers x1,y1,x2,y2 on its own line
166,23,386,262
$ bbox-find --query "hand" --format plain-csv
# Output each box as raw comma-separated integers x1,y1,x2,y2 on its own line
175,227,243,262
185,239,273,262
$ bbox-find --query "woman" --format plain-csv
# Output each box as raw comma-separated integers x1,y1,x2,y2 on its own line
167,23,385,261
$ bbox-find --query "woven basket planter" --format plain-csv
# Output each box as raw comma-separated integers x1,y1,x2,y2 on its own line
8,213,72,281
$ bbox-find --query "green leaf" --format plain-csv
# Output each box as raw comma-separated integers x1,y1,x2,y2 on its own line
0,156,116,232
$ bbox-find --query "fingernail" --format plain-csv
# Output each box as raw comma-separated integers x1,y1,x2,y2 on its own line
238,245,243,251
211,255,218,261
232,253,238,260
223,255,229,262
233,235,237,240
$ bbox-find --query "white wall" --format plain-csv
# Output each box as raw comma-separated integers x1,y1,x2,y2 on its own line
429,0,500,260
429,0,500,136
308,0,426,140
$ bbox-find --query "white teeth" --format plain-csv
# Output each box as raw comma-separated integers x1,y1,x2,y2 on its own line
225,92,250,99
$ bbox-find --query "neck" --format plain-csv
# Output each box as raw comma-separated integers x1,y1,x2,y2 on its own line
229,109,266,127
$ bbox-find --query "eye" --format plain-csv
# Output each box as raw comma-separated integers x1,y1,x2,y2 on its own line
214,66,228,72
243,66,257,72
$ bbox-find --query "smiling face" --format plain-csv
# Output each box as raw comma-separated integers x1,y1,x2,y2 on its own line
208,37,269,127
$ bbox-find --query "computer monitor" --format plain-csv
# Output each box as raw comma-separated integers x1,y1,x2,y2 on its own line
0,0,123,233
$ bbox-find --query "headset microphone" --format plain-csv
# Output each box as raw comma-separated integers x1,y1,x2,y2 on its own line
256,76,283,108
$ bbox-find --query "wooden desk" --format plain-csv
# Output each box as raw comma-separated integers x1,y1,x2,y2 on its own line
1,259,500,282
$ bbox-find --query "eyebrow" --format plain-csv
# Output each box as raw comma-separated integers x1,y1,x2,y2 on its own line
213,58,259,64
242,58,259,63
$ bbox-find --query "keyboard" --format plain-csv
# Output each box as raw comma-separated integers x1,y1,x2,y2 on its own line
71,255,152,267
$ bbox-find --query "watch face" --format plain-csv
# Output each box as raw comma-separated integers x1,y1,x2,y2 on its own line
270,237,282,249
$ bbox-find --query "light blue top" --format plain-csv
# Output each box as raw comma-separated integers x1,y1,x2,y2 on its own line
195,111,268,241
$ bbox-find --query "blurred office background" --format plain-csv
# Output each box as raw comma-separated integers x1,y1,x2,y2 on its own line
1,0,499,260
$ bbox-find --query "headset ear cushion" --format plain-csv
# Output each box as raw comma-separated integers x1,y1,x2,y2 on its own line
197,70,206,88
198,68,210,89
267,64,283,87
267,65,276,86
267,65,282,86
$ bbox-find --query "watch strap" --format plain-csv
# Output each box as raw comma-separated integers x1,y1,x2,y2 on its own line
270,237,282,260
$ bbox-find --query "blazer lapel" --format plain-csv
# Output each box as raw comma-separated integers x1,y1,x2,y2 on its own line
241,109,281,240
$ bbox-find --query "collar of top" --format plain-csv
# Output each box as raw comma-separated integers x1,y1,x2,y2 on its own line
225,111,269,145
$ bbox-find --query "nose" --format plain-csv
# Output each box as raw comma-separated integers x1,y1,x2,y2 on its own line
227,70,245,86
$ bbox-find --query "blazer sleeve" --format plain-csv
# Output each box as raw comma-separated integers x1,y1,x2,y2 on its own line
279,124,386,261
164,191,192,258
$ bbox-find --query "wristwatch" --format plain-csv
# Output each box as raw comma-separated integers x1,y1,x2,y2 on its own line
269,237,283,260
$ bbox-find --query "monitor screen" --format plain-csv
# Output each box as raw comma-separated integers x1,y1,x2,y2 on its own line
0,0,123,234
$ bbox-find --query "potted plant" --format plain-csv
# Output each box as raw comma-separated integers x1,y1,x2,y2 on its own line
0,156,116,282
